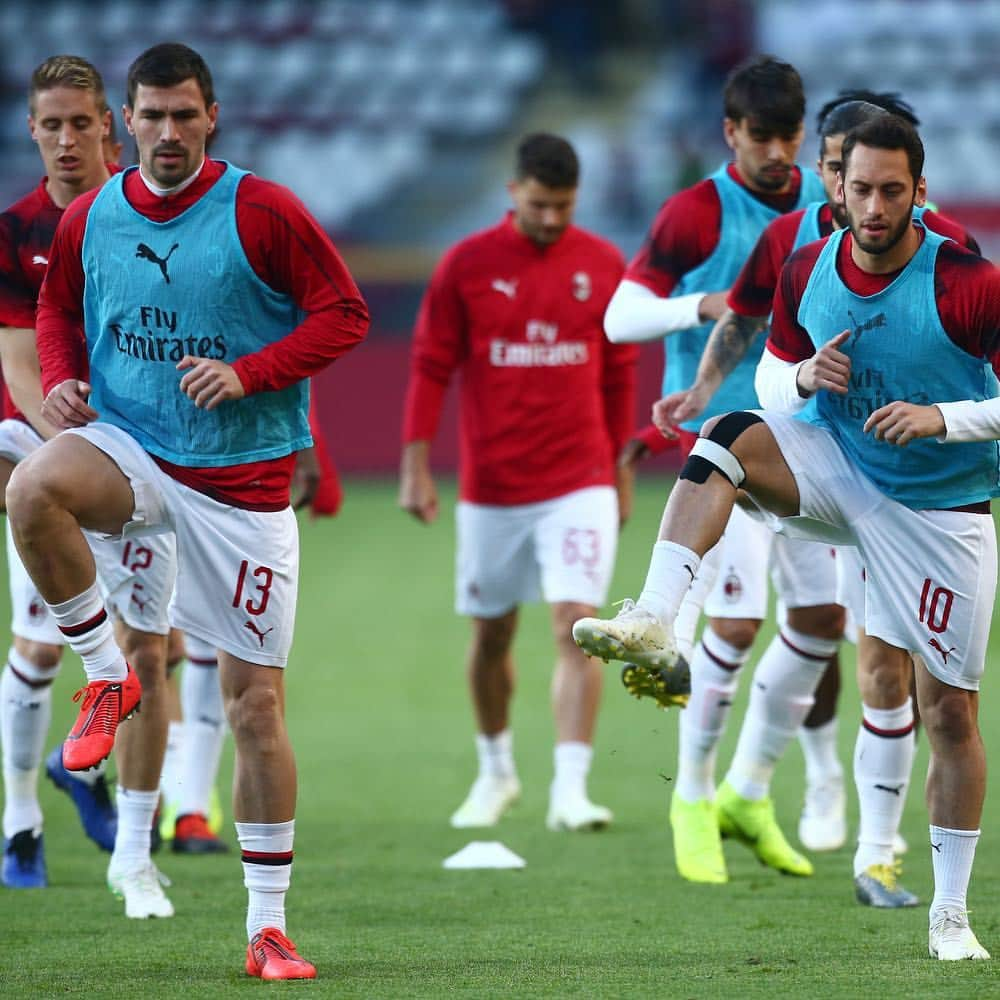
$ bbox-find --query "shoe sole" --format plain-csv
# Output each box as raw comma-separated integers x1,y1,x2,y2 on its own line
857,888,920,908
621,662,691,709
172,840,230,854
572,624,676,670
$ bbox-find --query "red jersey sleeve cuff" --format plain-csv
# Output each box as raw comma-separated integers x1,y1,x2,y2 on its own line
636,422,678,455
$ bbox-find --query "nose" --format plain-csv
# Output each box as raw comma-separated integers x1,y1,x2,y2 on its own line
57,121,75,148
765,136,788,161
159,115,181,143
866,190,886,217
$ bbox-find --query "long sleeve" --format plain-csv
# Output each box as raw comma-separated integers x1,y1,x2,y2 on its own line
401,247,467,444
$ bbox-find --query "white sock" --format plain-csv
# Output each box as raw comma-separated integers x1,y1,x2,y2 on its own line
1,653,58,837
238,820,294,939
726,627,836,801
476,730,515,780
552,741,592,798
637,541,701,625
675,625,748,803
929,825,979,917
853,701,915,876
48,583,126,682
160,720,184,812
112,786,159,871
673,541,722,660
178,653,226,817
798,716,843,787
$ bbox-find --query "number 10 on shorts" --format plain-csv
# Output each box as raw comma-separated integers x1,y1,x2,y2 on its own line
918,577,954,634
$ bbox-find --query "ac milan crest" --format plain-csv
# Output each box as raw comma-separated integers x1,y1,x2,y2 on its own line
572,271,591,301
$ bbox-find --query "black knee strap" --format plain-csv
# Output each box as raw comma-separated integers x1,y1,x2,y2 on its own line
679,411,761,487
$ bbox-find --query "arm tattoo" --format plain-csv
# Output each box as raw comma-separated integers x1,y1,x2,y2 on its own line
707,311,768,378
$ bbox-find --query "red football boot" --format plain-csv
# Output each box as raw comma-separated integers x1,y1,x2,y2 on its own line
62,666,141,771
246,928,317,980
172,813,229,854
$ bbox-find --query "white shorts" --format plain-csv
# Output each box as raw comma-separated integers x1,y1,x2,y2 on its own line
455,486,618,618
90,532,177,636
704,503,839,619
758,412,997,690
68,423,299,667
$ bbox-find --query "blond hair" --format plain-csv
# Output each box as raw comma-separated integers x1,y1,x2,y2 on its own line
29,55,107,116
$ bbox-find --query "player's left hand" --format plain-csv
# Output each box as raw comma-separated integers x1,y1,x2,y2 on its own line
863,401,945,446
291,445,321,511
177,357,246,410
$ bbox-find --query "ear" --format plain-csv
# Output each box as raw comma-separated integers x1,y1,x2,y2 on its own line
28,114,38,143
834,174,845,205
914,176,927,207
722,117,738,151
206,101,219,133
123,103,134,135
101,107,112,140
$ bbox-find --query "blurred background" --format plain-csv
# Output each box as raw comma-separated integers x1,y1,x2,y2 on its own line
3,0,998,475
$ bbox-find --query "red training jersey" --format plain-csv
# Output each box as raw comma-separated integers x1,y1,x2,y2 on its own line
37,159,369,509
730,203,981,318
769,231,1000,366
402,214,638,505
0,178,67,421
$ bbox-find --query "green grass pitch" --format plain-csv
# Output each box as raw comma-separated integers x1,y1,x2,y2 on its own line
2,478,1000,998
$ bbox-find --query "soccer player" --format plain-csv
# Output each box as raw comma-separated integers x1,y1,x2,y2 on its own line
0,57,185,913
400,133,638,832
603,55,827,884
8,43,368,978
654,93,980,904
575,113,1000,960
0,55,120,888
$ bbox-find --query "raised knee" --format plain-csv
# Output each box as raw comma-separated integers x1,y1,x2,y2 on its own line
681,412,763,488
6,456,52,528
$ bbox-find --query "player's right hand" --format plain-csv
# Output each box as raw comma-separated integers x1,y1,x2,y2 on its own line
398,468,439,523
795,330,851,396
41,379,97,428
654,385,709,429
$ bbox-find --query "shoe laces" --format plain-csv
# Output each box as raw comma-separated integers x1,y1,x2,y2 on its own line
931,907,971,932
868,860,902,891
255,928,303,963
120,862,171,893
612,597,639,618
71,681,119,736
175,813,214,839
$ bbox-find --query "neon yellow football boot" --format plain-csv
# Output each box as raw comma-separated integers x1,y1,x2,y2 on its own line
669,794,728,884
716,780,813,876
